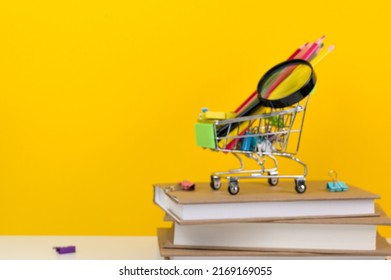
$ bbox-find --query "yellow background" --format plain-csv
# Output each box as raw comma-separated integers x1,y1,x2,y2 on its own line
1,1,390,236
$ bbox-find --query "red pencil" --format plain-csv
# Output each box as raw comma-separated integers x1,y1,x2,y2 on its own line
224,126,250,150
296,35,325,61
234,90,257,113
287,42,308,60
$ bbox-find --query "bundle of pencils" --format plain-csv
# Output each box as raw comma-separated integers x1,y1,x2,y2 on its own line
234,35,334,117
198,36,334,150
216,36,334,149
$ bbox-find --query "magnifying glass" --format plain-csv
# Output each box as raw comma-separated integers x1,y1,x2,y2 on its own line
257,59,316,108
217,59,316,138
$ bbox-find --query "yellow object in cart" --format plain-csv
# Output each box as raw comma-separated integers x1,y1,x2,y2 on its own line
200,110,236,121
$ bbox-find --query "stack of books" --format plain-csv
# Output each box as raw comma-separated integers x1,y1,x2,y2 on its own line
153,180,391,260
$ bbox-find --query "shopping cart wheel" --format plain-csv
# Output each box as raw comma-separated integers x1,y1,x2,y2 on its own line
268,177,279,186
210,176,222,190
228,178,240,195
295,179,306,194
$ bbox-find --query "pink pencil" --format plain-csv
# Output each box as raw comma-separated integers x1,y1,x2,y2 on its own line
287,42,308,60
289,43,311,62
296,35,325,61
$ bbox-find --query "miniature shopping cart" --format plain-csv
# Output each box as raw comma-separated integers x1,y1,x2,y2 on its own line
195,96,310,195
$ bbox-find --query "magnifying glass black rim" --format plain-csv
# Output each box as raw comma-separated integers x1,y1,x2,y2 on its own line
257,59,316,108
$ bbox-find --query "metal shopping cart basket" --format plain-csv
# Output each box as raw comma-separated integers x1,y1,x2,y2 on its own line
195,94,311,195
195,59,316,195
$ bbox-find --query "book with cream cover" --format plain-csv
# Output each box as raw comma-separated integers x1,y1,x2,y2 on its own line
154,181,379,223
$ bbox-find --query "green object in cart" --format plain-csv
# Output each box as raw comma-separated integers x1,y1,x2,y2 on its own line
270,116,284,127
195,122,216,149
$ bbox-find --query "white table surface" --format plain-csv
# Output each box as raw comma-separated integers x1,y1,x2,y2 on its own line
0,236,389,260
0,236,162,260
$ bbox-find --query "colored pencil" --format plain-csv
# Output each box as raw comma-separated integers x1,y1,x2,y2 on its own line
311,45,335,66
234,42,309,114
296,35,325,61
264,36,325,99
287,43,308,60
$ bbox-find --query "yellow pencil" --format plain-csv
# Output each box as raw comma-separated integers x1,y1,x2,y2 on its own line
310,45,335,67
269,45,334,99
268,65,312,100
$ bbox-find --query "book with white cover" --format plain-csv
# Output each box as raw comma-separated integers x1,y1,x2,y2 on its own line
157,228,391,260
169,206,391,251
172,222,376,251
154,181,379,223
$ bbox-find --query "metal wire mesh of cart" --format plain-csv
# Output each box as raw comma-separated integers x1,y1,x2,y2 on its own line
195,96,310,195
215,98,308,155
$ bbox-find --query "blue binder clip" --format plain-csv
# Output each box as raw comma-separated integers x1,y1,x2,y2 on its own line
241,132,253,151
327,170,348,192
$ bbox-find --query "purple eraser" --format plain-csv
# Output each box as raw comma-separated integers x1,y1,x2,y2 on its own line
54,246,76,254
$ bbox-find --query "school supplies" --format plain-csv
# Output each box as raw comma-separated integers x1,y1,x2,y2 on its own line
262,36,322,100
327,170,348,192
233,41,312,115
310,45,335,66
195,37,334,194
154,181,378,222
234,91,257,114
223,37,333,142
199,109,236,120
287,43,308,60
219,108,263,150
234,36,330,116
178,180,196,191
216,59,316,139
204,103,310,194
296,35,325,61
54,246,76,254
258,59,316,107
